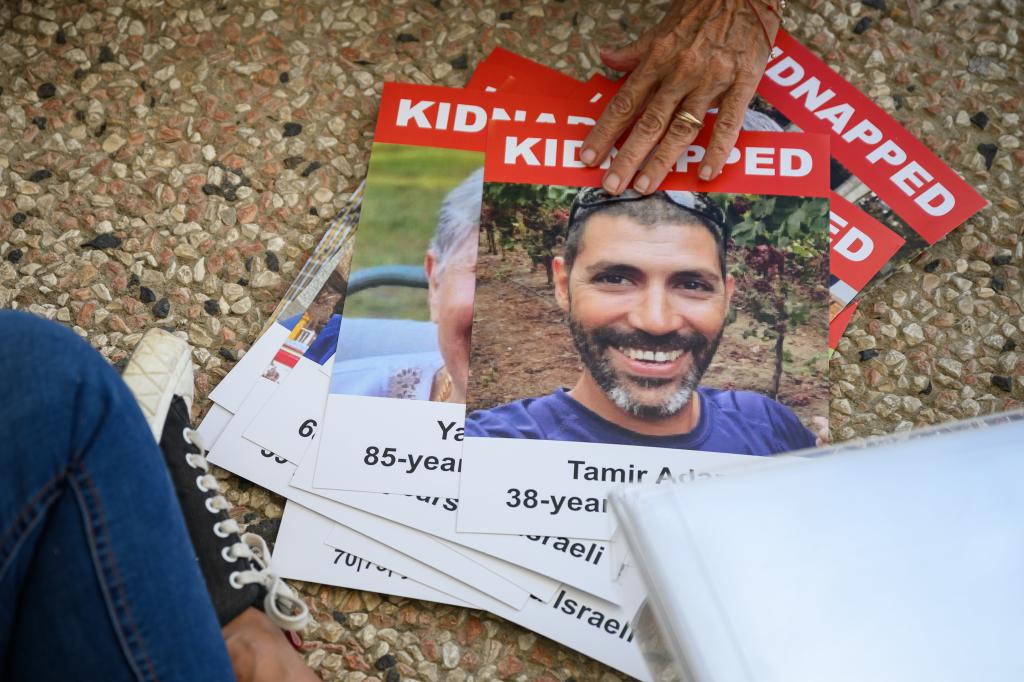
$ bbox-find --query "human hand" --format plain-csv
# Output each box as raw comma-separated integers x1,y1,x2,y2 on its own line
581,0,781,194
223,607,319,682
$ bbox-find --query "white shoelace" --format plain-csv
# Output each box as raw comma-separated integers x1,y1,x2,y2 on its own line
183,428,310,632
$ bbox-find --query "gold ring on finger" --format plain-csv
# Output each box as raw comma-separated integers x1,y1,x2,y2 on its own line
673,109,703,128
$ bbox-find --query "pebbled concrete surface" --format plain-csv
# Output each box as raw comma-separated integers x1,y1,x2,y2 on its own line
1,0,1021,679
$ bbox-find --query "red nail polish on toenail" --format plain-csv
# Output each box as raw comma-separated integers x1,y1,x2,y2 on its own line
284,629,303,650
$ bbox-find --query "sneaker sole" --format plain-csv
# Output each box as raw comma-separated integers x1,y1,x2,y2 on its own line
122,328,194,440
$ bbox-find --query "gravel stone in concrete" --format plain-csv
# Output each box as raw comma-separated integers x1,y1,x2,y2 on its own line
2,0,1021,679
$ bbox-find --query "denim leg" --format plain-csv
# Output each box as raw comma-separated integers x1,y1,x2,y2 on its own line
0,311,236,681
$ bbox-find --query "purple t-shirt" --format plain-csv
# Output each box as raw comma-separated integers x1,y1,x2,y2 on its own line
465,387,816,455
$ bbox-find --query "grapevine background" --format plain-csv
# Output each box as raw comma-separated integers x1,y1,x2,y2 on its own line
467,183,829,429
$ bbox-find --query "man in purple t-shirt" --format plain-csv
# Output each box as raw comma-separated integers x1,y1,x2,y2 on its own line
466,188,823,456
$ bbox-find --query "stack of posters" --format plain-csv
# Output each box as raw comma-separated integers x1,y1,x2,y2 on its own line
197,39,984,680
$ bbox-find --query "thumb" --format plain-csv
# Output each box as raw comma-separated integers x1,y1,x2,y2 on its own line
600,36,649,72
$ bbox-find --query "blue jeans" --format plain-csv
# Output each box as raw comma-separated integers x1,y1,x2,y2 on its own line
0,311,235,681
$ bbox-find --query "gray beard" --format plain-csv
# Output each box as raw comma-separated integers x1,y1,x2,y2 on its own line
606,371,699,420
568,317,721,421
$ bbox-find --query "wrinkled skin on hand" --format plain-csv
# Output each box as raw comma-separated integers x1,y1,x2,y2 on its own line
581,0,781,194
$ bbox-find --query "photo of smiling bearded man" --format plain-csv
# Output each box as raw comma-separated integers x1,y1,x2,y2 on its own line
465,187,822,455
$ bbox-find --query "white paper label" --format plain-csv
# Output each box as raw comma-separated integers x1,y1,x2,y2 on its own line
209,322,290,413
196,402,233,451
317,488,622,605
243,356,330,463
314,393,466,496
273,501,469,606
274,503,652,681
207,377,280,464
293,452,535,609
205,411,511,610
457,436,766,540
487,566,652,682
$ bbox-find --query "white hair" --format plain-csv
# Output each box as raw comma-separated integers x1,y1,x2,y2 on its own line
741,108,785,132
430,168,483,271
710,106,785,132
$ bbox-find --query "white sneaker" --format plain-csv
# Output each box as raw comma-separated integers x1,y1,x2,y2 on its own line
123,329,308,631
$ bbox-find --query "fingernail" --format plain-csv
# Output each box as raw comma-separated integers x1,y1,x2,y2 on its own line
698,165,713,181
634,174,650,193
603,172,620,193
581,148,597,166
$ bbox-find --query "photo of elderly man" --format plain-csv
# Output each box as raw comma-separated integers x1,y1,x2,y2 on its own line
466,187,829,455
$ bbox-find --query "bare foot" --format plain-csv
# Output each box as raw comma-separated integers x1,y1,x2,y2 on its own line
222,607,319,682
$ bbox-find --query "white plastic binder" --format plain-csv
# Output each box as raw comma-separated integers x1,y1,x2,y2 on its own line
610,410,1024,682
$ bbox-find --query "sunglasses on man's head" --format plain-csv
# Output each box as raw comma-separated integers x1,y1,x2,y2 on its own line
567,188,730,244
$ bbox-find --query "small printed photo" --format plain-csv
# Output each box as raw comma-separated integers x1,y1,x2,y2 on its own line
329,142,483,404
829,273,857,320
749,97,938,299
465,185,830,456
263,263,351,381
748,94,795,132
853,192,930,290
829,159,928,297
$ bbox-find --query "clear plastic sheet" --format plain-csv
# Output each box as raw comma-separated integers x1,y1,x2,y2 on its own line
610,409,1024,682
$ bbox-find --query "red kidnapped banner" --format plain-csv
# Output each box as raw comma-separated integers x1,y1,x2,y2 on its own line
471,43,986,245
374,82,599,152
759,30,987,243
467,47,592,97
829,192,905,292
464,42,985,347
485,120,830,197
